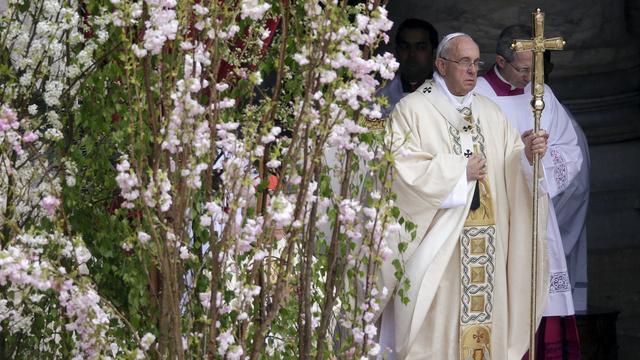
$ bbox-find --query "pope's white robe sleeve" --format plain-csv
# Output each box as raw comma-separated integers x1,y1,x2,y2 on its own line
440,173,468,208
388,101,468,215
383,96,469,288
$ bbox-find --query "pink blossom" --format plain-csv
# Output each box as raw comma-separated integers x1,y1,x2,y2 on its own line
320,70,337,84
142,1,178,55
214,98,235,109
131,44,147,58
293,52,309,66
138,231,151,244
215,82,229,92
352,327,364,343
217,329,235,355
345,229,362,241
237,218,262,254
364,323,377,338
179,246,190,260
199,292,211,309
226,346,244,360
363,311,375,323
41,195,61,216
355,142,374,161
22,131,38,143
379,246,393,261
338,199,361,223
253,250,267,261
368,343,381,356
0,106,19,131
116,157,140,208
193,4,208,15
261,134,276,144
269,194,294,227
75,246,92,264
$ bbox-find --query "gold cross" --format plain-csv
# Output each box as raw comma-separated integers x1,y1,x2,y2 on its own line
511,9,566,360
511,8,565,118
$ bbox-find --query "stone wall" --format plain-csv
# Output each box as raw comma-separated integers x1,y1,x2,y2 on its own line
385,0,639,72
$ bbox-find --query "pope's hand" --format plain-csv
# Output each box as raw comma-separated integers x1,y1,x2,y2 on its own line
466,154,487,181
522,129,549,165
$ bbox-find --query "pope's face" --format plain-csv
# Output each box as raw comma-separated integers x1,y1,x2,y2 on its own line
497,50,533,89
436,36,480,96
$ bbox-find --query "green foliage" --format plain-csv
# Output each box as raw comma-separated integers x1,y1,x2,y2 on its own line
0,0,415,358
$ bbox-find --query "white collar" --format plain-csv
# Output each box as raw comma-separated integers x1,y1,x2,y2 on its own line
433,72,474,110
494,65,517,90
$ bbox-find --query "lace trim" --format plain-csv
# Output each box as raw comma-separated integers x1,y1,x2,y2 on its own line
550,148,569,192
549,271,571,293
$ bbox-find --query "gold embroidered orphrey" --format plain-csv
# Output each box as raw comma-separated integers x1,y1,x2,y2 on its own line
456,106,497,360
512,8,566,358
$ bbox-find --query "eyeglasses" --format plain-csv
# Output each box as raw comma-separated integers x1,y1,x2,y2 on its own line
440,57,484,70
507,61,531,75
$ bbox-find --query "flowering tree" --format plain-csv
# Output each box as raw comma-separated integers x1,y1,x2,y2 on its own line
0,0,410,359
0,0,127,357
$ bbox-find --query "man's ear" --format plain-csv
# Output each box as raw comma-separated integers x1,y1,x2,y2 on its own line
435,58,446,76
496,54,506,68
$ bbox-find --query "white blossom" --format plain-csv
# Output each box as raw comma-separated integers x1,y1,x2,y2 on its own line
240,0,271,20
140,332,156,351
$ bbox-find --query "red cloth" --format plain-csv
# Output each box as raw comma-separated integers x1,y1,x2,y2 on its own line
481,66,525,96
267,175,278,191
522,316,581,360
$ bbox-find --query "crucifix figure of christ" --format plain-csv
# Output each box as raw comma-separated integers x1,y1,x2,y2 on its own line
511,8,566,360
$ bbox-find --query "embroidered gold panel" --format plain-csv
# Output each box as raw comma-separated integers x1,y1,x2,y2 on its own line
448,112,497,360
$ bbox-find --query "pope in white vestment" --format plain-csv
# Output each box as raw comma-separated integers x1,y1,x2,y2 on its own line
381,33,549,360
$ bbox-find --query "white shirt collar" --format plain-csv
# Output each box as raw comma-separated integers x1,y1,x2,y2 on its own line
494,65,517,90
433,72,474,110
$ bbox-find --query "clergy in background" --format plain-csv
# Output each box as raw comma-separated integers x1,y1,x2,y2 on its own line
378,18,439,116
382,32,550,359
474,25,583,359
544,51,590,315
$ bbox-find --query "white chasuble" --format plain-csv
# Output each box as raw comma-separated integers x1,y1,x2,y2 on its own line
476,71,582,317
382,78,549,359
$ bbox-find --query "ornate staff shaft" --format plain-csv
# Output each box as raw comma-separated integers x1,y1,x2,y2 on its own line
511,8,565,359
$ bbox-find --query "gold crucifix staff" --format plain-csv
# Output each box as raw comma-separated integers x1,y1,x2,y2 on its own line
511,8,566,359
